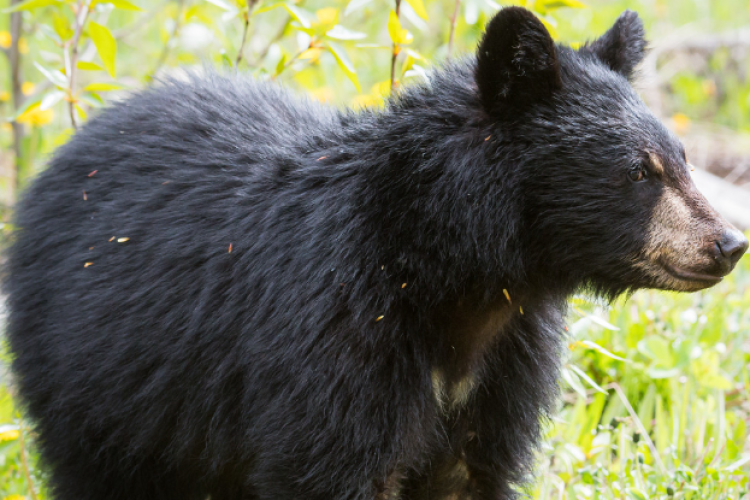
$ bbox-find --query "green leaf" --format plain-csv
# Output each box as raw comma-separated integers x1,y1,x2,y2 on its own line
326,25,366,40
7,95,43,122
568,364,608,394
541,0,586,9
274,54,287,76
324,41,360,92
561,367,588,399
84,82,123,92
205,0,237,11
283,3,315,29
3,0,60,12
92,0,142,10
52,12,74,41
77,61,104,71
724,455,750,471
89,22,117,78
387,11,412,45
580,340,630,362
40,90,65,111
404,0,428,20
343,0,372,16
34,62,68,88
75,103,88,121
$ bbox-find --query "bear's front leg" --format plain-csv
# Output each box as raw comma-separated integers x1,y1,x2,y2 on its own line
461,301,566,499
399,299,565,500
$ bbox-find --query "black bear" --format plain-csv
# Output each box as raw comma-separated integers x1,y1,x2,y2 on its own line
6,7,747,500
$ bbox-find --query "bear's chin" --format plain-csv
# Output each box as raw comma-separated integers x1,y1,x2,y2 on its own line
649,264,724,293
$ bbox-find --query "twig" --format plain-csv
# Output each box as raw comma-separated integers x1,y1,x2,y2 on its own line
8,0,24,196
272,41,312,78
148,0,186,80
66,0,93,129
447,0,460,58
252,17,291,66
17,421,39,500
236,11,251,66
389,0,402,92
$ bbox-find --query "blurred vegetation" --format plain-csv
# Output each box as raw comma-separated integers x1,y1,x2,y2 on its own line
1,0,750,498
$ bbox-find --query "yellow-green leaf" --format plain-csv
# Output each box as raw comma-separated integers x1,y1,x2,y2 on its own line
89,22,117,78
283,3,316,29
404,0,428,20
3,0,60,12
541,0,586,9
77,61,104,71
75,104,88,121
52,12,73,41
324,41,360,92
85,82,123,92
91,0,142,10
387,11,412,45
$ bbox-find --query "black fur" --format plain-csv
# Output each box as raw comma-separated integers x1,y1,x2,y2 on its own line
579,10,647,79
7,8,681,500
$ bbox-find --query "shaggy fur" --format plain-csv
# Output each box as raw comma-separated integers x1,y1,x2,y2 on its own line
6,7,744,500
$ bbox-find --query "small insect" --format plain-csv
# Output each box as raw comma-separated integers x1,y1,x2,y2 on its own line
88,170,98,177
117,237,129,243
228,243,233,253
84,262,93,268
375,315,384,322
503,289,511,303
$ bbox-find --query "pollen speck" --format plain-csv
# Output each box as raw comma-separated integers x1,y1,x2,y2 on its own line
82,190,87,201
228,243,233,253
117,237,129,243
376,315,384,322
84,262,93,268
503,289,511,303
402,283,406,288
109,236,115,242
88,170,98,177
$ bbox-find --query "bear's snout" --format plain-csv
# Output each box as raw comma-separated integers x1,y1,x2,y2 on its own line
713,228,748,273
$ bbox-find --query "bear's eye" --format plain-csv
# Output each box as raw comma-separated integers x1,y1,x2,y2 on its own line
628,166,648,183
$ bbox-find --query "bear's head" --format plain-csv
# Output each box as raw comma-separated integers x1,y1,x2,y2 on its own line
474,7,748,296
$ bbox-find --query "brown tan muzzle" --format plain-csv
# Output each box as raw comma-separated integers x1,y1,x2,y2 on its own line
640,171,748,292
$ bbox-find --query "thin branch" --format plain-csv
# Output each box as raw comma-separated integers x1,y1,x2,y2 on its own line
236,11,251,66
447,0,460,58
148,0,187,80
8,0,24,197
389,0,402,92
17,421,39,500
66,0,93,129
252,17,291,66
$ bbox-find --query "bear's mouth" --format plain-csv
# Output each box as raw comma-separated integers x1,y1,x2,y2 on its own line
660,261,723,285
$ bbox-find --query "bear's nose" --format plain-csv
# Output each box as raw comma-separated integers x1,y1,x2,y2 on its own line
715,229,748,270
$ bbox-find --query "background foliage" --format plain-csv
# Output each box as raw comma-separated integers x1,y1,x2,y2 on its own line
1,0,750,498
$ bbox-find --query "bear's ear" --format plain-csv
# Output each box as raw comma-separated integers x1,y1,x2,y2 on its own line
475,7,561,115
580,10,646,79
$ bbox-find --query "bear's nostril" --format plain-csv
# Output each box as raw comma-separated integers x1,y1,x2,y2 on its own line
716,229,749,268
